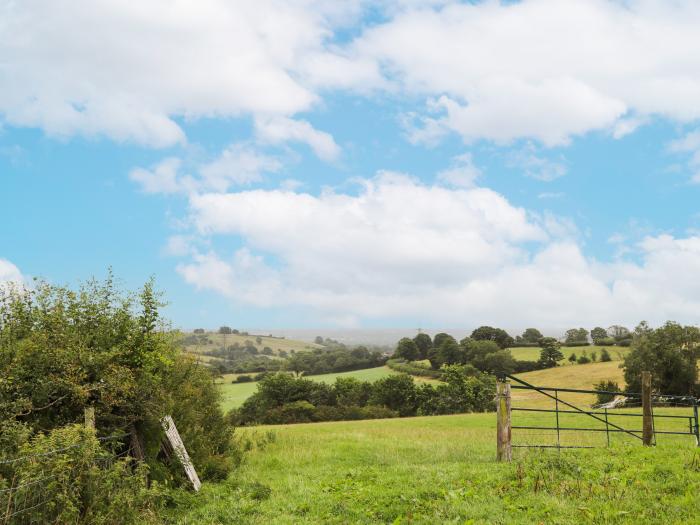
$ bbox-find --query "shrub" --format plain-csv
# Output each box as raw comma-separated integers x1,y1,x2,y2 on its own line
386,358,444,379
594,380,621,405
235,375,253,383
2,425,157,524
577,355,591,364
600,348,612,362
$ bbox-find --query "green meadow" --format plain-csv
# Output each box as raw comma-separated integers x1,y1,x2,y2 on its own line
168,412,700,524
218,366,438,412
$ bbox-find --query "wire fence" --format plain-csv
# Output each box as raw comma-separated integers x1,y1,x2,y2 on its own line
0,433,130,525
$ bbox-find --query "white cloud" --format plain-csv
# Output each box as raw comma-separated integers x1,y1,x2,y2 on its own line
669,129,700,183
255,116,341,161
348,0,700,145
508,145,568,182
437,153,481,188
172,174,700,329
129,145,280,194
0,259,24,288
0,1,363,147
129,158,188,195
198,145,282,191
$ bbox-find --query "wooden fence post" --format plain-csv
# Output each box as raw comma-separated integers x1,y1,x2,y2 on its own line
497,379,512,462
642,371,654,446
161,415,201,492
84,407,95,430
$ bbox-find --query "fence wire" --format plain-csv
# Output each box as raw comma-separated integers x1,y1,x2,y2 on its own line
0,432,131,525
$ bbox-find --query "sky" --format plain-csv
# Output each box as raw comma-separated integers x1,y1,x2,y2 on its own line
3,0,700,334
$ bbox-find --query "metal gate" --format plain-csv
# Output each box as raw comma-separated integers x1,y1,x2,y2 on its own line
502,374,700,450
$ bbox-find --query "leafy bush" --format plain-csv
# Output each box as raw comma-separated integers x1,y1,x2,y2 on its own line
594,380,621,404
232,367,497,425
577,355,591,364
600,348,612,362
1,425,158,524
0,276,235,491
235,375,253,383
386,358,444,379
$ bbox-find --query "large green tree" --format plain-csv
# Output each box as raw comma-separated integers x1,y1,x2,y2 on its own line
521,328,543,344
623,322,700,395
470,326,514,349
538,337,564,368
413,333,433,360
590,326,607,344
394,337,420,361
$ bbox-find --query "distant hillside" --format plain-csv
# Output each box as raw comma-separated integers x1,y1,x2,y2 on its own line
179,330,323,357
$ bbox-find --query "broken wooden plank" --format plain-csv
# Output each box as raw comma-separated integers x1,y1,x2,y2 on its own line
160,415,201,491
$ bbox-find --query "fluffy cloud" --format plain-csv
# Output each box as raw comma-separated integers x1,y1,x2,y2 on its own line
350,0,700,145
174,175,700,329
6,1,700,150
129,145,281,194
0,0,359,147
255,116,341,161
0,259,24,287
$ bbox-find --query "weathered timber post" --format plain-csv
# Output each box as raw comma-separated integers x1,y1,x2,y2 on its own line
84,407,95,430
642,371,654,446
496,379,512,462
161,415,202,491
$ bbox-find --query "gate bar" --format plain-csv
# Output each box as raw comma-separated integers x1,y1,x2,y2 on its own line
505,374,643,442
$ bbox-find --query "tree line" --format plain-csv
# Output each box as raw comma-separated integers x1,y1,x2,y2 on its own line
230,365,495,425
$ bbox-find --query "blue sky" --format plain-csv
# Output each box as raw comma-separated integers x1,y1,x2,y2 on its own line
3,0,700,333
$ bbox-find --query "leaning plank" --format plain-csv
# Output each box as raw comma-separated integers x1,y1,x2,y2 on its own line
160,415,202,491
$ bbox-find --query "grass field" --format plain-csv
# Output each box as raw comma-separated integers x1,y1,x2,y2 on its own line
219,366,439,412
219,360,626,413
168,412,700,524
509,345,630,363
181,331,321,357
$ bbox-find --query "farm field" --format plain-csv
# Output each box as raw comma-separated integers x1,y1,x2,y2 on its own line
169,412,700,524
219,360,625,412
509,345,630,363
180,331,322,357
219,366,438,412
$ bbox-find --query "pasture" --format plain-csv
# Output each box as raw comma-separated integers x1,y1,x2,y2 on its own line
509,345,630,363
168,412,700,524
218,366,439,411
219,360,625,412
180,331,321,357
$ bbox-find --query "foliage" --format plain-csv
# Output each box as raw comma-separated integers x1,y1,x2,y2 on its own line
590,326,607,344
623,321,700,395
594,380,621,404
537,337,563,368
232,368,496,425
470,326,514,349
0,425,159,524
521,328,543,344
568,353,577,363
600,348,612,362
285,346,386,376
413,333,433,360
386,358,444,379
564,327,589,345
0,276,234,490
393,337,420,361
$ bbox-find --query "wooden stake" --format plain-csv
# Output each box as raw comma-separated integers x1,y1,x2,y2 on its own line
497,380,512,462
129,423,146,462
642,371,654,446
84,407,95,430
161,415,201,491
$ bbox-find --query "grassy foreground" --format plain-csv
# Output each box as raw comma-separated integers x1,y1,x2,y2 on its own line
167,413,700,524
